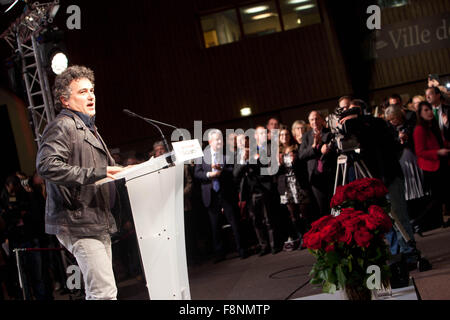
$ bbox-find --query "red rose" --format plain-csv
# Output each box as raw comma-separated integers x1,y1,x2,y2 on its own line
370,179,388,198
341,211,365,232
363,214,379,231
303,231,323,250
325,243,335,252
354,227,373,248
338,228,353,245
320,221,339,242
310,215,334,232
339,208,357,216
344,185,358,201
368,205,392,232
356,190,368,202
331,186,346,208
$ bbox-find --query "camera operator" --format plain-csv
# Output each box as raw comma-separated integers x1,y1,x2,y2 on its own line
338,99,421,266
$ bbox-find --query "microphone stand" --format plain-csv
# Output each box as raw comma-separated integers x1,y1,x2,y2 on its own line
123,109,175,164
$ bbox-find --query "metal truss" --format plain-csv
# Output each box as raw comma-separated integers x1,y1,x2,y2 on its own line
1,1,60,145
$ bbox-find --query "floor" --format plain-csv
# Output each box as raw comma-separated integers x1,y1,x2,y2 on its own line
109,222,450,300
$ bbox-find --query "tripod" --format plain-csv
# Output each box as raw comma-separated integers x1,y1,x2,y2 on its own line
332,150,432,273
333,151,372,195
332,150,412,244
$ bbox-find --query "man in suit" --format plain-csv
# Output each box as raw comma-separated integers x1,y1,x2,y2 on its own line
233,127,281,256
299,111,336,218
426,86,450,141
194,130,246,263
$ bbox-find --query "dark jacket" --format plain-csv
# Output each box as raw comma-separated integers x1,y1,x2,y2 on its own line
36,109,117,237
194,149,236,208
233,144,278,201
344,115,403,187
439,104,450,142
298,128,336,185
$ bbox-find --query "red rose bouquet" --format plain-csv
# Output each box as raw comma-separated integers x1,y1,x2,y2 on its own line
303,178,392,299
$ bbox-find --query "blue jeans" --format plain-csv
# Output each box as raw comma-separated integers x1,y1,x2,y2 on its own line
385,177,416,256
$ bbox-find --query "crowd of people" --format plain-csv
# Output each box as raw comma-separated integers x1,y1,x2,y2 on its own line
1,77,449,299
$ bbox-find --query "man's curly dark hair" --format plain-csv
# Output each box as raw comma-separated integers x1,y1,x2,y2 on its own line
53,65,95,112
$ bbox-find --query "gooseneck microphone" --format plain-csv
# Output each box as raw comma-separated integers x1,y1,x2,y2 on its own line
123,109,175,163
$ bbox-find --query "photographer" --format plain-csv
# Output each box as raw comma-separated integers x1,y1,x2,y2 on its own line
338,100,420,265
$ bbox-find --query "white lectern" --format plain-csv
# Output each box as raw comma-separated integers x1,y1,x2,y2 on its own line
98,140,203,300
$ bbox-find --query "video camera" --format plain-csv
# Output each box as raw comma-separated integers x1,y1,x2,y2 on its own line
327,106,361,153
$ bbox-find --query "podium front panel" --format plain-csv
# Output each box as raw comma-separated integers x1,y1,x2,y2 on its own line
124,165,190,300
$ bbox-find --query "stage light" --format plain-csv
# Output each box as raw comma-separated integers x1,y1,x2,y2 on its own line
295,4,315,11
50,51,68,75
49,3,60,19
240,107,252,117
244,5,268,14
446,83,450,89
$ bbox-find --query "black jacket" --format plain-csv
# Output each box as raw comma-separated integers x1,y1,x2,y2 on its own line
344,115,403,187
194,149,237,208
298,128,336,185
36,109,117,237
233,143,278,200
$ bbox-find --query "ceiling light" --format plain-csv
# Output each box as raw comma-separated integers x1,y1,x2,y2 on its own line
446,83,450,89
252,12,276,20
288,0,310,4
244,5,269,14
240,107,252,117
295,4,315,11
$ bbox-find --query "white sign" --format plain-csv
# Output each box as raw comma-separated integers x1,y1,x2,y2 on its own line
172,139,204,164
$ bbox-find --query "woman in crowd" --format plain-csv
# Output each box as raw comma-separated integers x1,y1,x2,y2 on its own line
410,95,425,112
277,127,310,251
413,101,450,231
385,106,427,234
291,120,308,147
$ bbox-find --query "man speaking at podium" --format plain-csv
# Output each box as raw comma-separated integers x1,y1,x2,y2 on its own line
36,65,124,300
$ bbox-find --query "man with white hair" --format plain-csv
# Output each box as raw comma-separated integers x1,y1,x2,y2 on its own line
194,130,247,263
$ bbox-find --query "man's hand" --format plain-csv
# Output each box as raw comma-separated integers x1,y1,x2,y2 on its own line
443,113,448,127
321,144,330,155
312,130,322,148
437,149,450,157
209,171,221,179
107,166,125,179
399,131,408,144
339,114,358,125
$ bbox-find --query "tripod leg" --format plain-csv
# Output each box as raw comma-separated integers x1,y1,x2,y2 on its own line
359,160,373,179
334,163,340,194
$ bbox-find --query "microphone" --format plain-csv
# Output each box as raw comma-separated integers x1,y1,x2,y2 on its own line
123,109,185,141
123,109,174,163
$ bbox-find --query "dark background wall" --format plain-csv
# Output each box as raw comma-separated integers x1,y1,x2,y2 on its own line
46,0,352,152
1,0,449,157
